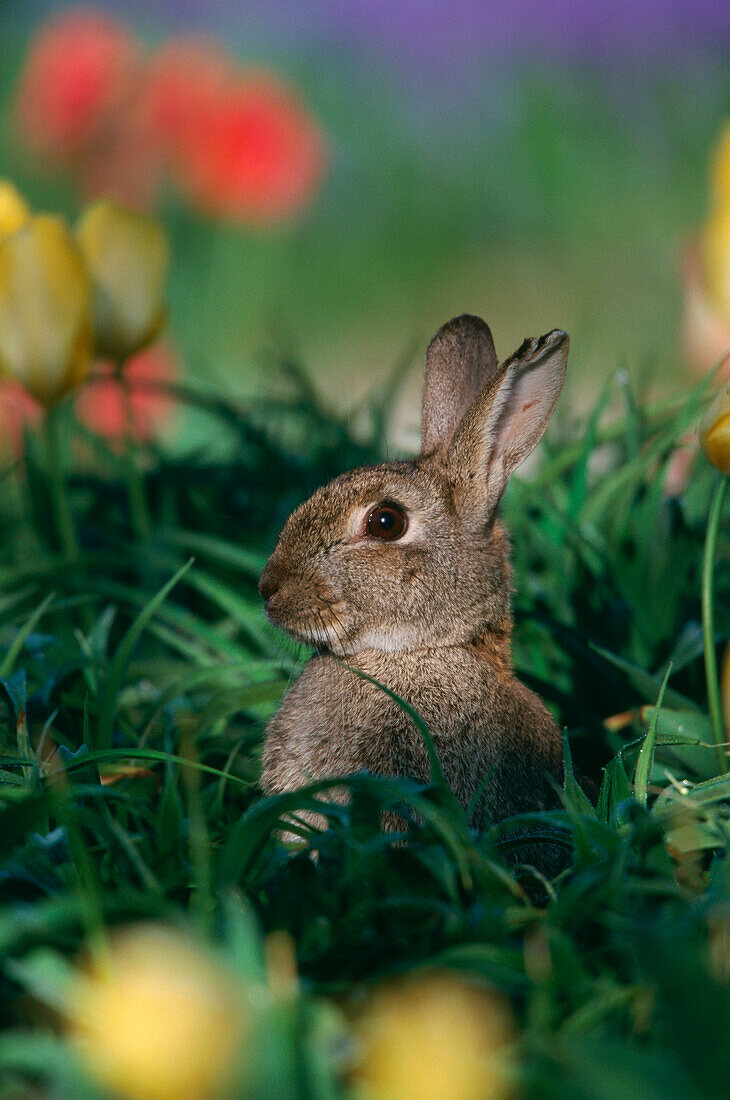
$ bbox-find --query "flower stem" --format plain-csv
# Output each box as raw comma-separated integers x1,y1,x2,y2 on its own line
702,474,729,774
117,360,152,542
45,404,79,560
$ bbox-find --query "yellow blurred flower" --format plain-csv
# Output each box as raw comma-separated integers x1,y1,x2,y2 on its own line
699,381,730,475
76,199,169,361
0,215,92,405
68,924,246,1100
0,180,29,239
684,128,730,379
352,973,513,1100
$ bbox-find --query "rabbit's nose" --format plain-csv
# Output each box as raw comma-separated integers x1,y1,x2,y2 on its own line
258,568,280,603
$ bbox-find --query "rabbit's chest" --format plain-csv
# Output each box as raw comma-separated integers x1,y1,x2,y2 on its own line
275,649,496,763
262,649,560,827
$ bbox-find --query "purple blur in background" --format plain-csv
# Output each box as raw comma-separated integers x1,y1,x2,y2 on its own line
17,0,730,60
119,0,730,57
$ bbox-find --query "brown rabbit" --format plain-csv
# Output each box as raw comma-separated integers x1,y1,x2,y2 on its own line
259,315,569,855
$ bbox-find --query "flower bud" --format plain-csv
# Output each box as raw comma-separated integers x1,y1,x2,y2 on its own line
69,924,246,1100
0,215,92,405
76,199,169,361
15,11,140,161
352,973,513,1100
0,181,30,239
699,381,730,475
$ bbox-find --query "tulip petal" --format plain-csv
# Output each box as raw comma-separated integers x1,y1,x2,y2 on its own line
76,200,170,361
0,181,30,240
0,216,93,405
700,382,730,476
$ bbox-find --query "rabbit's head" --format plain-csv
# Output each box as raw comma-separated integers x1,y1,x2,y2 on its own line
259,315,568,657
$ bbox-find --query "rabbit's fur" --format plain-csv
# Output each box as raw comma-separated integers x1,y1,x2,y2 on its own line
259,315,569,842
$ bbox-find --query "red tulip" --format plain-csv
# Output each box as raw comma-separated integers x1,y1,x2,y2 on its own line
76,344,176,445
76,109,166,209
140,38,236,158
174,71,326,224
15,10,141,161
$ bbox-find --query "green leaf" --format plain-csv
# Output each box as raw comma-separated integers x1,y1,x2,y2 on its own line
157,527,267,576
634,663,672,807
590,642,695,710
562,734,597,817
0,591,55,678
0,788,49,857
0,1031,88,1091
97,559,194,750
5,948,77,1016
597,753,632,825
640,706,717,779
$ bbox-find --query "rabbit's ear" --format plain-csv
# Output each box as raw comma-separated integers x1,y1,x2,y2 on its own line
446,330,568,521
420,315,499,456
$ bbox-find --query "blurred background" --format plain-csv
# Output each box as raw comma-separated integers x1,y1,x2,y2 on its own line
2,0,730,445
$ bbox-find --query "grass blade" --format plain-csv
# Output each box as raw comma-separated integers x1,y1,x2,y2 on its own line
97,560,194,750
634,663,672,807
0,591,55,678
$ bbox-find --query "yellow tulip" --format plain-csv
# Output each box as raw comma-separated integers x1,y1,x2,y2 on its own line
0,215,92,405
699,381,730,475
0,180,29,239
76,199,169,361
69,924,246,1100
352,973,513,1100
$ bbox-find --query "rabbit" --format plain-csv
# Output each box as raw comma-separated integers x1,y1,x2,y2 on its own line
258,314,569,864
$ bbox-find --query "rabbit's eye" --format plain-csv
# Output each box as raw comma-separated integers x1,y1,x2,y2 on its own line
366,504,408,541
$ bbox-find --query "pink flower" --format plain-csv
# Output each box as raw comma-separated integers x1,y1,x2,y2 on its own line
76,344,176,445
87,36,239,209
140,38,236,158
681,243,730,385
75,108,166,209
14,19,326,222
0,382,43,456
15,11,141,161
174,71,327,224
663,434,698,497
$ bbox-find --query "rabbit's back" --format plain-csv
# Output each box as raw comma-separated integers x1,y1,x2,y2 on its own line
261,644,562,828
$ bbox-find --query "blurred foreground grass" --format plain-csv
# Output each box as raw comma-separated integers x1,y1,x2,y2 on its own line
0,355,729,1098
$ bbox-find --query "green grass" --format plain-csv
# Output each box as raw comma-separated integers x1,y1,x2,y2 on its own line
0,356,728,1098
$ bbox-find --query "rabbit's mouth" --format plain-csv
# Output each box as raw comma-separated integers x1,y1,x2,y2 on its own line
264,585,355,655
276,614,354,657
